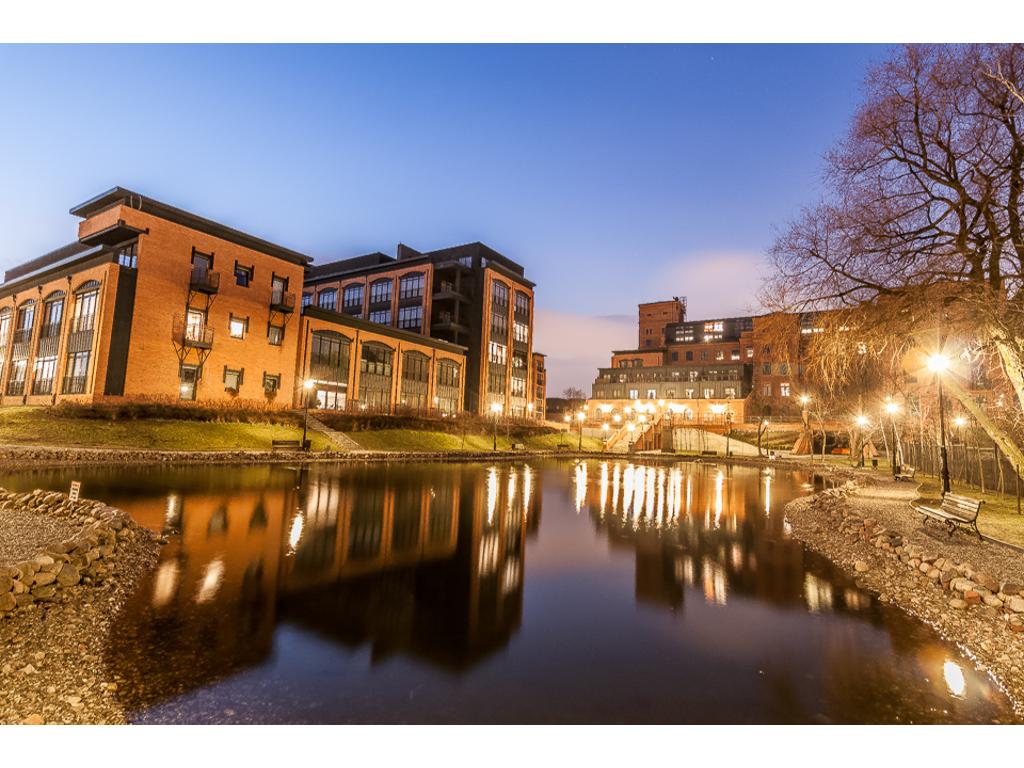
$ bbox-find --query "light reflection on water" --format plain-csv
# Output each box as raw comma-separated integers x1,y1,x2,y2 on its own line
0,459,1014,724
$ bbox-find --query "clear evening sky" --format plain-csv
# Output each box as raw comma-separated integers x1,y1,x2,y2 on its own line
0,44,889,393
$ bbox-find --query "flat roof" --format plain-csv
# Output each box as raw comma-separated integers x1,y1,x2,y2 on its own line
70,187,312,266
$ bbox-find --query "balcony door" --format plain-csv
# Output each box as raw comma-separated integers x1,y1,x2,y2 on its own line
185,308,206,343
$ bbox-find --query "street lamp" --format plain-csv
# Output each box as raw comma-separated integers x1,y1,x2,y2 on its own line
854,414,869,467
301,378,315,450
884,400,901,478
576,411,586,451
601,421,610,450
926,352,952,494
490,402,503,451
625,421,636,451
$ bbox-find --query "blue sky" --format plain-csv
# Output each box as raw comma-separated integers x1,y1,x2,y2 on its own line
0,44,889,391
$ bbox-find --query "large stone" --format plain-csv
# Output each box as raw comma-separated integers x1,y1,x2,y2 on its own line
56,562,80,588
1008,596,1024,614
0,574,12,593
30,585,56,600
32,571,56,587
854,561,870,573
974,572,999,593
983,594,1004,608
0,591,15,612
1001,582,1024,596
949,598,968,609
964,590,983,605
31,555,54,569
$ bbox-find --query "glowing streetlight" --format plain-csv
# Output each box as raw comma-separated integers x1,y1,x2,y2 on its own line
798,394,811,407
926,353,950,373
926,352,952,493
854,414,869,428
953,415,967,428
576,410,586,451
490,402,503,451
301,378,315,451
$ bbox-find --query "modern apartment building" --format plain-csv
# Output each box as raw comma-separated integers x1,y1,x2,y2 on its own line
531,352,547,421
303,241,537,417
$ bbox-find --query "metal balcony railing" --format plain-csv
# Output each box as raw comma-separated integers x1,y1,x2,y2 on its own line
189,266,220,294
270,289,296,313
173,316,214,349
62,375,87,394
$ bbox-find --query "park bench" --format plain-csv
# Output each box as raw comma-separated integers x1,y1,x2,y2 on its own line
512,443,525,451
911,493,983,539
700,449,718,456
554,444,570,452
271,439,305,452
894,465,917,482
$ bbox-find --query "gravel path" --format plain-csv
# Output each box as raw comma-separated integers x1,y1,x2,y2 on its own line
0,520,159,724
0,507,79,566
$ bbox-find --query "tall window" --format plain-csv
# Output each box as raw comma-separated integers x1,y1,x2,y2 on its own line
72,287,99,333
397,305,422,331
514,290,530,319
301,293,313,308
0,309,10,383
400,351,430,411
342,284,364,315
368,309,392,325
13,302,35,346
436,360,461,413
179,364,201,400
399,273,424,299
310,331,350,383
369,279,392,305
117,242,137,268
317,289,337,311
32,356,57,395
513,321,529,344
359,343,393,411
41,295,63,337
63,351,90,394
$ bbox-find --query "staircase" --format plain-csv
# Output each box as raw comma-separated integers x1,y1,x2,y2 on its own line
295,411,364,451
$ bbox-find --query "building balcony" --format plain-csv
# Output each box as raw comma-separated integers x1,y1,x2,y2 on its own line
189,266,220,294
270,289,296,313
173,316,214,349
433,312,469,334
434,280,469,302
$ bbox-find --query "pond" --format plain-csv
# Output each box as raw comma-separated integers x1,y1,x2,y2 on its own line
0,459,1014,723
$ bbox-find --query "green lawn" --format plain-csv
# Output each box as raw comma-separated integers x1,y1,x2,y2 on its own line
916,476,1024,548
0,407,331,452
345,428,604,453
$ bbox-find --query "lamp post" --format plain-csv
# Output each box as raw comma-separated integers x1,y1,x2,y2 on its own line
625,421,636,451
601,421,610,451
577,411,586,452
490,402,503,451
799,394,812,456
853,414,869,467
562,413,571,447
301,378,315,450
927,353,952,495
884,400,900,478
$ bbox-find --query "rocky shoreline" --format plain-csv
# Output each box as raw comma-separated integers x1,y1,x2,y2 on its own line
783,476,1024,720
0,489,160,724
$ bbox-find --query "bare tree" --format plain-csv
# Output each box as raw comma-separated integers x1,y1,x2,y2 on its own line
763,44,1024,468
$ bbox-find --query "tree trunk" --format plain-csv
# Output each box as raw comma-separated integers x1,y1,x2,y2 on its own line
942,373,1024,470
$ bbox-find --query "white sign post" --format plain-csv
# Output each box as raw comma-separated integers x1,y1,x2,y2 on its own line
69,481,81,502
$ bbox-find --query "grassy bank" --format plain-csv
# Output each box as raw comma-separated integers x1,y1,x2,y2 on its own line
0,407,331,452
916,476,1024,548
345,428,604,453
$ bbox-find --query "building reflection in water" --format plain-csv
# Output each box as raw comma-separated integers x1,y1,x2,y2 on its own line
583,460,873,617
107,462,539,711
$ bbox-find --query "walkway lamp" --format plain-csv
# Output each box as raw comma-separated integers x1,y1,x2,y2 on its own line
490,402,504,451
884,400,901,478
301,378,315,450
577,411,586,451
926,352,952,494
601,421,610,450
854,414,869,467
626,421,636,451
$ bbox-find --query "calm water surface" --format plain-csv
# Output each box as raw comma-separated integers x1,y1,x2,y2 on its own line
1,459,1015,723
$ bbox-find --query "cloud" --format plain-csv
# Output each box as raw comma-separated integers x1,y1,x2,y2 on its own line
648,251,768,319
533,308,635,397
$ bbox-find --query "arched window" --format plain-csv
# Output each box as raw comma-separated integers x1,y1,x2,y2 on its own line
308,330,351,410
400,350,430,411
398,272,424,300
317,288,337,311
435,359,461,414
358,342,393,412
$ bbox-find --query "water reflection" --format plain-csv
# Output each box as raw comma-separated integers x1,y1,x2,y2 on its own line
0,460,1013,724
